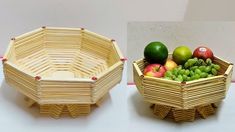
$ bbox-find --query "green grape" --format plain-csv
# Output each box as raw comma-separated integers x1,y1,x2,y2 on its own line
213,64,220,70
190,74,200,80
188,59,197,67
196,59,206,66
195,59,201,66
208,74,214,77
164,71,173,77
177,65,183,70
195,69,202,75
194,74,200,80
211,64,216,69
164,77,172,80
202,61,207,66
190,76,196,81
186,77,191,81
190,66,198,71
177,75,183,80
193,57,198,62
199,59,205,63
172,75,176,80
184,69,190,76
175,78,181,82
182,74,188,81
206,58,212,65
184,62,190,69
172,69,178,76
200,72,208,78
190,70,194,76
179,69,186,75
199,66,206,72
175,76,183,82
204,66,212,73
211,68,218,75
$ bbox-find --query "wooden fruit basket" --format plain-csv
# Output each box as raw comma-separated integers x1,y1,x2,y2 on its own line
133,55,233,122
2,27,125,118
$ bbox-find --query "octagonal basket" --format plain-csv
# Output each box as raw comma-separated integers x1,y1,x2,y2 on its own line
3,27,125,118
133,55,233,122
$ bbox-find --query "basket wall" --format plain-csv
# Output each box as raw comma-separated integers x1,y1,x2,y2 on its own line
3,27,124,107
133,57,233,109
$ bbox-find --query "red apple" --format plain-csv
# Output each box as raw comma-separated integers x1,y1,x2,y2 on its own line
144,64,166,78
193,46,214,60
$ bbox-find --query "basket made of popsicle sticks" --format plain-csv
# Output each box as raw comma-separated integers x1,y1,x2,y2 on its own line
133,55,233,122
2,27,125,118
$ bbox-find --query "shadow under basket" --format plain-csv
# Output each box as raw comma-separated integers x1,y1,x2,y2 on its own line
133,56,233,122
2,27,125,118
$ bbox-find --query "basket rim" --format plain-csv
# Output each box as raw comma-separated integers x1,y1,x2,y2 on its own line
5,56,123,82
133,56,233,85
4,26,125,82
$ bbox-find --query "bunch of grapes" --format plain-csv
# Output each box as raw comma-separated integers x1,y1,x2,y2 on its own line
164,58,220,82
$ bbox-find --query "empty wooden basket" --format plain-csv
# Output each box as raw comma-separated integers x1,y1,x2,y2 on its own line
133,55,233,122
2,27,125,118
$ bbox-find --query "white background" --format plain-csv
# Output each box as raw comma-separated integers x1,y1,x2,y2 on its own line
1,0,235,56
1,0,235,131
0,0,190,55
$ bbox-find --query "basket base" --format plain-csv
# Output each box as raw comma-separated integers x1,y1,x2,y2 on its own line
151,103,218,122
24,94,109,118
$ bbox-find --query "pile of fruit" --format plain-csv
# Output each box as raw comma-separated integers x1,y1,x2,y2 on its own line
143,42,220,82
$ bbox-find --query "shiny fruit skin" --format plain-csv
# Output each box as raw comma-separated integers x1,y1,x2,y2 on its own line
144,41,168,64
173,46,192,65
144,64,166,78
164,59,178,71
193,46,214,60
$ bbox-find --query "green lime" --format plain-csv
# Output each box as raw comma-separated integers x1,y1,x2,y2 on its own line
173,46,192,65
144,42,168,64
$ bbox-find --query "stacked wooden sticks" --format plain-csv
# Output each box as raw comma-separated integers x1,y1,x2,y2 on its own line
133,55,233,122
25,94,108,118
3,27,125,118
152,103,217,122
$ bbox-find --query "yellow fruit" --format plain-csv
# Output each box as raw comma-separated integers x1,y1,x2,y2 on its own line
164,59,178,71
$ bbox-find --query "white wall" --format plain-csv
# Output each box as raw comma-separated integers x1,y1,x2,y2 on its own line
0,0,188,55
184,0,235,21
127,22,235,82
1,0,235,83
